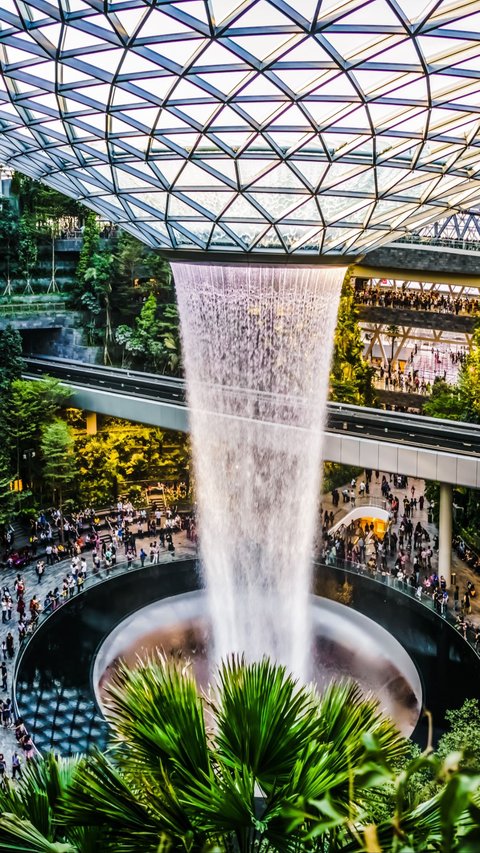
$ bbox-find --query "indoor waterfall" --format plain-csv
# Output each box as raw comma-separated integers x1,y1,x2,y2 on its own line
173,262,345,681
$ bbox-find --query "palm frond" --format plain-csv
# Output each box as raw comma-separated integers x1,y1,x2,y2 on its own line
213,656,319,789
0,754,83,845
58,748,191,851
317,681,407,766
0,814,76,853
104,653,211,784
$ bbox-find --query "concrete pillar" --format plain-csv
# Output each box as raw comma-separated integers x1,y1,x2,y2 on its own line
86,411,97,435
438,483,453,587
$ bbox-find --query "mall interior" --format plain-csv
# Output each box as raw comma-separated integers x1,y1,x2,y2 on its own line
0,1,480,849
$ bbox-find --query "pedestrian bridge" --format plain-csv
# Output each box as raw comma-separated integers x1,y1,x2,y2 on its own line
24,356,480,490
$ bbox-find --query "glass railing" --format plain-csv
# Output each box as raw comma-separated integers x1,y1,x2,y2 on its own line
16,549,475,664
312,556,478,658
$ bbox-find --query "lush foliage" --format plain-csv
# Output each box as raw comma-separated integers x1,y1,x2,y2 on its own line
323,462,363,495
40,419,77,520
0,375,71,521
422,380,465,421
436,700,480,773
70,414,189,505
0,325,24,391
17,211,38,290
458,324,480,423
116,293,180,372
424,325,480,425
0,358,190,516
330,268,375,406
0,656,480,852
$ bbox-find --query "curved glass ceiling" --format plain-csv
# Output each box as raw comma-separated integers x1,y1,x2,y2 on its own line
1,1,480,255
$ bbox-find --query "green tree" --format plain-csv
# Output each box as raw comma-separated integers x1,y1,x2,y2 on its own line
423,379,464,421
422,327,480,426
0,325,24,391
110,231,147,319
436,699,480,772
40,419,76,541
330,267,375,405
82,252,114,363
0,197,19,290
16,174,86,222
0,449,16,527
458,324,480,423
75,211,100,312
18,210,38,292
72,416,189,505
0,656,408,852
1,656,479,853
2,377,71,498
143,250,173,303
385,323,400,365
116,293,165,369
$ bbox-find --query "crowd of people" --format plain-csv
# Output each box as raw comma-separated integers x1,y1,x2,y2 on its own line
1,472,480,774
0,717,34,782
0,496,200,779
370,343,468,396
320,472,479,641
356,283,480,315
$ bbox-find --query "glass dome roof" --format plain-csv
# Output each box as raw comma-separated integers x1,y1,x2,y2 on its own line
1,0,479,255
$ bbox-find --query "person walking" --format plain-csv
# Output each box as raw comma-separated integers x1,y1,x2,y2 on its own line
11,752,21,780
1,661,7,691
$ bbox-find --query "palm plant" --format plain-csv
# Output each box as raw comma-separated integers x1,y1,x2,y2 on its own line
0,751,100,852
0,655,479,852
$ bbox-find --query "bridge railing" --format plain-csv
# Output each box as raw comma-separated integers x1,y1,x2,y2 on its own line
396,234,480,252
355,496,388,510
0,301,68,316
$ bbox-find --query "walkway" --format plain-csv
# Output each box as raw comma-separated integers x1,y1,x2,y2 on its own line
0,528,197,770
319,471,480,623
3,470,478,770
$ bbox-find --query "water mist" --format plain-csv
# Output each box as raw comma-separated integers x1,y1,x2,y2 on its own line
173,262,345,681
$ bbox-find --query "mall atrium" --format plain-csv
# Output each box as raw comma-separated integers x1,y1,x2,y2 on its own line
0,2,480,850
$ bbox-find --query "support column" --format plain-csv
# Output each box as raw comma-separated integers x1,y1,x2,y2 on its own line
86,412,97,435
438,482,453,587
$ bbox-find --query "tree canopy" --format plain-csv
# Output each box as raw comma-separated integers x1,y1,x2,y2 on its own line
0,325,24,391
330,268,375,406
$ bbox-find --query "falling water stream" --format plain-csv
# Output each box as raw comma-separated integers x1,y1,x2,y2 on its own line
172,262,345,681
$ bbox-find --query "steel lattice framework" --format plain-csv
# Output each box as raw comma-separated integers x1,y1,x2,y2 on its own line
2,1,480,255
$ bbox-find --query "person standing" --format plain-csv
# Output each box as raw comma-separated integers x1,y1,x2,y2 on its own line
1,661,7,691
2,698,11,727
6,633,14,660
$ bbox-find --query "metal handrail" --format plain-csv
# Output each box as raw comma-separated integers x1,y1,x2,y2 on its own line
0,301,68,316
